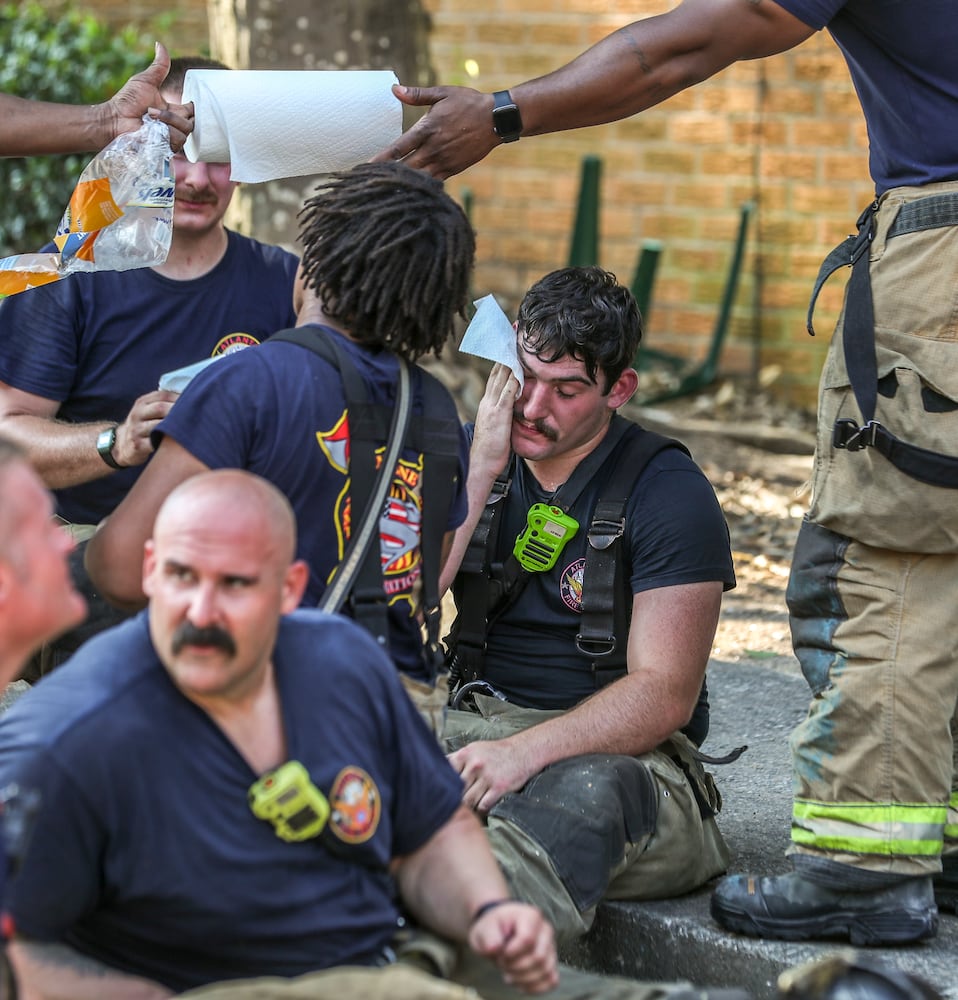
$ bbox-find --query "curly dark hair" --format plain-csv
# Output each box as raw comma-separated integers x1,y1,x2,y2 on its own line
297,162,476,361
516,266,642,392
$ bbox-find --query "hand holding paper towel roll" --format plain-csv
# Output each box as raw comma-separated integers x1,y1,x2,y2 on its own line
182,69,402,183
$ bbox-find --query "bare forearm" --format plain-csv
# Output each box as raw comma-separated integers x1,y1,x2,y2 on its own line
0,414,115,489
8,939,173,1000
86,437,208,608
0,96,113,157
510,583,723,771
509,671,689,775
395,806,512,941
439,463,502,594
512,0,814,137
440,364,518,594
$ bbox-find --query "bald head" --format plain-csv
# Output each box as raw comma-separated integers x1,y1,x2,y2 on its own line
143,470,308,706
155,469,299,568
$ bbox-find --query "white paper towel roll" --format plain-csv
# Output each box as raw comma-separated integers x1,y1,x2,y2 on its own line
182,69,402,183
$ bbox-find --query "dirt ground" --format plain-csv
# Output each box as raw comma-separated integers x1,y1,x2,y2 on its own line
629,377,816,678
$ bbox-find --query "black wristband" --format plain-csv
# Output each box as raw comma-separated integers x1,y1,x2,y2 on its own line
470,898,512,925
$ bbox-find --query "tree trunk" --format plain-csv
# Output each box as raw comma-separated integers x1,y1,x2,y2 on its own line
206,0,433,250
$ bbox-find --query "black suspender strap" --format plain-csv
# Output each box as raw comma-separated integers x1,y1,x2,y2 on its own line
447,462,513,688
576,424,690,688
449,416,688,692
410,372,463,679
448,419,635,690
267,327,411,652
808,194,958,488
269,326,461,677
490,415,635,610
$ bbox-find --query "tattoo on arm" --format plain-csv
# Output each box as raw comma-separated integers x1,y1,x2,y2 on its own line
617,26,652,73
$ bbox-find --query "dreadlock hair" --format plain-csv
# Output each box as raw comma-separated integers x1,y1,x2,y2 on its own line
162,56,231,96
516,266,642,393
296,161,476,362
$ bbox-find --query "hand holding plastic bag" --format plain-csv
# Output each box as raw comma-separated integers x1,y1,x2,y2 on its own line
0,116,174,298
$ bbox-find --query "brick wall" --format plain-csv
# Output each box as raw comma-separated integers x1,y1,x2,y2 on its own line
70,0,872,407
59,0,210,49
426,0,873,408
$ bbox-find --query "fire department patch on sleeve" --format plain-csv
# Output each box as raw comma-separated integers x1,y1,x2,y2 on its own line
328,766,381,843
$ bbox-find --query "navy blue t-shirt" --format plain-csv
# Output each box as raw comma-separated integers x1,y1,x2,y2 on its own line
775,0,958,193
0,231,298,523
0,611,463,993
156,326,470,680
471,419,735,740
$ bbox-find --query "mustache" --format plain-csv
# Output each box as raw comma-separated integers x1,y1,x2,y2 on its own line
171,621,236,657
515,411,559,441
175,189,217,204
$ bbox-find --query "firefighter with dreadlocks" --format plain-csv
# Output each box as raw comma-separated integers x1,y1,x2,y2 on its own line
87,161,473,726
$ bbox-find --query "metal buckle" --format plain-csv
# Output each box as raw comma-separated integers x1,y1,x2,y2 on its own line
486,475,512,506
832,418,879,451
587,516,625,551
849,200,878,265
576,633,616,657
449,679,508,711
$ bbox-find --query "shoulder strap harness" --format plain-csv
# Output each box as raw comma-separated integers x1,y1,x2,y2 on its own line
808,194,958,487
448,416,689,693
270,326,461,677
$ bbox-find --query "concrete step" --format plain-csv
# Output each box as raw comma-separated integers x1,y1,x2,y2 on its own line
560,661,958,999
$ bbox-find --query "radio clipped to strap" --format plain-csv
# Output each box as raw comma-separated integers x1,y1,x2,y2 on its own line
513,504,579,572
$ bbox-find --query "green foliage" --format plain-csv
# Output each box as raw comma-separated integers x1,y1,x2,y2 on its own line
0,2,149,255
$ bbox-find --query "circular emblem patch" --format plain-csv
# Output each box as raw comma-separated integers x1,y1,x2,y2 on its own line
328,766,381,844
559,557,586,612
212,332,260,355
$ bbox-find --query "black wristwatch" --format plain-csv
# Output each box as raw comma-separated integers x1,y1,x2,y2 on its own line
492,90,523,143
96,425,124,471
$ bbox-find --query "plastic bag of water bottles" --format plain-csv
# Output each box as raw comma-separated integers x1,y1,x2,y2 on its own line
0,115,174,299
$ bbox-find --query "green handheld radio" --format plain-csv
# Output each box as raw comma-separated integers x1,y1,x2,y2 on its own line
248,760,330,842
513,503,579,572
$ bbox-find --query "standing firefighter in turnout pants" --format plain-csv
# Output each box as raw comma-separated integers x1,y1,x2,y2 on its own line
441,266,738,943
711,0,958,945
365,0,958,948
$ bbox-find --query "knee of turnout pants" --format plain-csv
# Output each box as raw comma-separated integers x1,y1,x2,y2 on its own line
486,750,728,943
786,519,958,875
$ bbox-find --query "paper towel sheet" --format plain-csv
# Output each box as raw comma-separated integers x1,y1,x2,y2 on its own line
158,355,224,393
459,294,524,389
182,69,402,183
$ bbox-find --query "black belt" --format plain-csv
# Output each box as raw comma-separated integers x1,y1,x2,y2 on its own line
807,191,958,488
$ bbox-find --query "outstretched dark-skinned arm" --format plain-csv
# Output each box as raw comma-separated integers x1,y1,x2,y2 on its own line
373,0,814,179
0,42,193,156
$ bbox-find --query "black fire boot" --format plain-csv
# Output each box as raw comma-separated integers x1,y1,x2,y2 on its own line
710,871,938,945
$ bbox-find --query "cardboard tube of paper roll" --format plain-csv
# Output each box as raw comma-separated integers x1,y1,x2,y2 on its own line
182,69,402,183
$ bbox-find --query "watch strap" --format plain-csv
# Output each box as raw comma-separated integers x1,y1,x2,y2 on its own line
97,425,124,471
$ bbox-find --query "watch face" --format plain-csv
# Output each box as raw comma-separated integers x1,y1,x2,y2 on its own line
493,91,522,142
97,427,121,469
